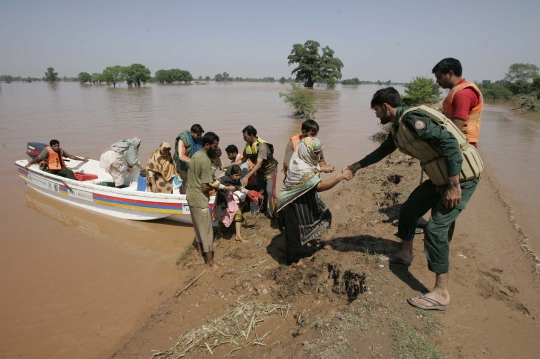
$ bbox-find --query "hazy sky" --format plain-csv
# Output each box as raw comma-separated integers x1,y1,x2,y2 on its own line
1,0,538,82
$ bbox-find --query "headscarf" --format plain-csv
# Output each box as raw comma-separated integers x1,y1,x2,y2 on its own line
190,132,203,154
219,166,241,186
146,142,177,181
283,137,323,188
108,137,141,167
277,137,323,212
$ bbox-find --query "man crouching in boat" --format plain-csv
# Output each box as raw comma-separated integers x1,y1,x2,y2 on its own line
24,139,89,180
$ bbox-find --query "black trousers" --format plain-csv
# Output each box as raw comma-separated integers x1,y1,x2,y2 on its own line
280,204,304,265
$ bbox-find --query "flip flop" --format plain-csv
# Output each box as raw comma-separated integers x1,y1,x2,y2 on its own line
383,254,412,267
407,295,447,311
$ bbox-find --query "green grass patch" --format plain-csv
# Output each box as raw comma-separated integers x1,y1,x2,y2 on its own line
390,319,447,359
175,244,195,266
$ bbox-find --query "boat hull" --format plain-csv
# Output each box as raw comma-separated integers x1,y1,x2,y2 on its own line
15,159,226,224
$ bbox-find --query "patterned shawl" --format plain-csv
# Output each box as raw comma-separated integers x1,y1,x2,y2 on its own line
277,137,323,212
146,142,177,181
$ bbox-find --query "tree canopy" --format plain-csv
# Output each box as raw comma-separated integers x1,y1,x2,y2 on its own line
78,72,92,84
155,68,193,84
123,63,151,87
102,66,124,87
503,63,539,94
287,40,343,88
402,77,441,106
279,83,318,119
45,67,59,82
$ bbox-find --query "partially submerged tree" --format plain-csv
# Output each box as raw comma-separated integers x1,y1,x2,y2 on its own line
44,67,59,82
287,40,344,88
402,77,441,106
102,65,124,87
77,72,92,84
279,82,318,119
91,72,105,84
123,63,151,87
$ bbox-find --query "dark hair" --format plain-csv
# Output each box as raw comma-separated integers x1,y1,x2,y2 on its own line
301,119,319,133
50,139,59,146
242,125,257,136
202,132,220,146
230,165,241,176
213,147,222,159
190,124,204,134
225,144,238,154
432,58,462,76
370,87,403,108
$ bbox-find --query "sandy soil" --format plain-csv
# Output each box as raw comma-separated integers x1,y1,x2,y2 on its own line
109,152,540,359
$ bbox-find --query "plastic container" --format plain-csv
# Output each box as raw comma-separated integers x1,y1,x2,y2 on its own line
137,175,146,191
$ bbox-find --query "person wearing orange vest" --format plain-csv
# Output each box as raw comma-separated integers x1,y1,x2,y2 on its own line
283,119,335,178
24,139,89,180
432,58,484,148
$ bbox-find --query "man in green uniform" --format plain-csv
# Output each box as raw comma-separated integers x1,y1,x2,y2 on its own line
345,87,480,311
186,132,221,269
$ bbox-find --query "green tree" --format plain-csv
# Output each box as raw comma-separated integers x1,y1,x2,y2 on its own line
215,73,224,82
222,72,230,82
287,40,344,88
78,72,92,84
531,75,540,99
123,63,151,87
342,78,360,85
102,65,124,87
91,72,104,84
45,67,59,82
503,63,539,95
481,81,513,100
402,77,441,106
2,75,13,83
205,76,211,82
26,76,32,83
279,82,318,119
279,77,287,83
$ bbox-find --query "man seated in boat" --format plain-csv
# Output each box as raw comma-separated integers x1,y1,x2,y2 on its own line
24,139,89,180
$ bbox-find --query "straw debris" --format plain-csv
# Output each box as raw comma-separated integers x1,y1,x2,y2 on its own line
152,301,292,358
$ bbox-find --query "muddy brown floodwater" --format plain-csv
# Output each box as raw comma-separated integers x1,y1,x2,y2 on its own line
0,82,538,358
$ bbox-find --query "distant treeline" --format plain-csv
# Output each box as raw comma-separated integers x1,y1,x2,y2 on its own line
341,78,404,85
476,63,540,113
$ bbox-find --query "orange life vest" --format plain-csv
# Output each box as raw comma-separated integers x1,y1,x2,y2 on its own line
45,146,65,170
442,81,484,146
283,134,304,178
290,134,302,151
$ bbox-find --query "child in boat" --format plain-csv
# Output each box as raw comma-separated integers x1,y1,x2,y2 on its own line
211,165,259,243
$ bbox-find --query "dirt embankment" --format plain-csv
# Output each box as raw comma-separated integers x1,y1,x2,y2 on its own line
110,153,540,359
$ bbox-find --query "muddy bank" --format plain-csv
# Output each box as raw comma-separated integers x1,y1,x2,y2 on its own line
111,152,540,359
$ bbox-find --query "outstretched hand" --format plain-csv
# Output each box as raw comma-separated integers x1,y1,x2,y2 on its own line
342,169,354,181
240,177,249,188
321,165,336,173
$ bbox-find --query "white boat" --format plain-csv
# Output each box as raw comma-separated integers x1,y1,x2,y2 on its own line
15,146,242,223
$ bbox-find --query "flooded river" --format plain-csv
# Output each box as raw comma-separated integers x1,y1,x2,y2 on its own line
0,82,538,358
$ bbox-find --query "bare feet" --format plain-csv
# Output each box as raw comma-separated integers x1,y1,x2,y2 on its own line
207,261,223,270
235,235,248,243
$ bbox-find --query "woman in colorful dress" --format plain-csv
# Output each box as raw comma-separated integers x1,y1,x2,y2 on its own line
277,137,352,267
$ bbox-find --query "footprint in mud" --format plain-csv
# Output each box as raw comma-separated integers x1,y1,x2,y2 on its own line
477,268,529,315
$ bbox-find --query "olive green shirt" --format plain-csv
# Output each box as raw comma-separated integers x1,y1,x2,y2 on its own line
186,151,214,209
359,107,462,177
